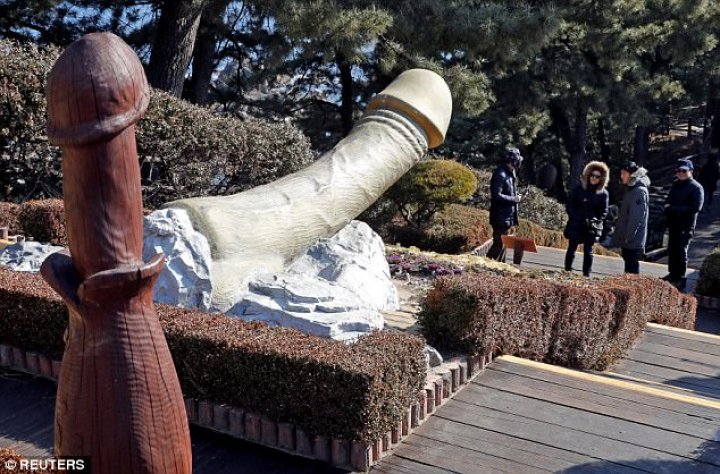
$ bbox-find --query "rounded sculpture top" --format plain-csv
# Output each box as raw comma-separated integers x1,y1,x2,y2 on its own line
367,69,452,149
46,32,150,146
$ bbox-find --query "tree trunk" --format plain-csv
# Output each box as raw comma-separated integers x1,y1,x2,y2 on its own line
703,86,720,152
598,117,611,162
147,0,209,97
524,140,536,185
550,99,588,191
337,53,354,136
633,126,650,166
186,0,229,104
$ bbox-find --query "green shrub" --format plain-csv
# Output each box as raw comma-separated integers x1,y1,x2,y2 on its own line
138,91,314,208
696,247,720,297
385,160,477,228
17,199,66,246
0,266,426,442
0,41,63,202
0,39,314,207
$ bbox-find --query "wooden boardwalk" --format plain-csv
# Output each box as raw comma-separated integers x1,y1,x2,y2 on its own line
373,324,720,473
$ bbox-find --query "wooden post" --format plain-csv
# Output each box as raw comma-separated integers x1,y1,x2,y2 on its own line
41,32,191,473
501,235,538,265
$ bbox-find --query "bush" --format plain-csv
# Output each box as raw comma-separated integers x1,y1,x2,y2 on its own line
696,247,720,297
419,273,695,370
138,91,314,208
0,266,426,442
384,204,616,256
0,39,314,207
385,160,477,228
17,199,66,245
0,41,63,202
0,202,21,234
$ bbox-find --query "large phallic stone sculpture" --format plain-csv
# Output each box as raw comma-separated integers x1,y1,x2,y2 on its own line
41,33,192,473
168,69,453,311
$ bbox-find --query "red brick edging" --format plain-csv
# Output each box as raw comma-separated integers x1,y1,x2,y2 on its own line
0,344,490,472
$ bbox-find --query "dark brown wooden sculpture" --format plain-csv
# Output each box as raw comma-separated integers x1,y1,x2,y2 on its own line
41,32,192,473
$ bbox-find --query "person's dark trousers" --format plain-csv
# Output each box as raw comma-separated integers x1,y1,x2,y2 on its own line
621,248,642,274
487,225,510,261
667,227,692,280
564,238,595,276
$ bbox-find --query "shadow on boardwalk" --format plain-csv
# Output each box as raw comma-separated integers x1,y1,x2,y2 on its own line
0,369,345,474
562,432,720,473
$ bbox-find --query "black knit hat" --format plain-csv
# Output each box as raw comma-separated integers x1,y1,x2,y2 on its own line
505,147,523,166
620,160,639,173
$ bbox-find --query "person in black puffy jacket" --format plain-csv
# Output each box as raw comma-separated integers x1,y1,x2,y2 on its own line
563,161,610,277
662,158,704,289
487,147,524,261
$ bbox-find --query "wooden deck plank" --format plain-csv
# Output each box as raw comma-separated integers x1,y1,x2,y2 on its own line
390,435,549,474
644,327,720,356
489,358,720,421
454,382,720,466
645,324,720,345
434,402,718,472
478,366,720,439
407,416,633,473
620,346,720,379
611,360,720,398
630,343,720,374
371,455,452,474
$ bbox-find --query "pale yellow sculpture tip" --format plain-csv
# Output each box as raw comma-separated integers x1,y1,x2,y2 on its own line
367,69,452,149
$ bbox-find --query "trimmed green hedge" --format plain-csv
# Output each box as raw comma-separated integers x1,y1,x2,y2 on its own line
0,202,21,234
17,199,66,246
0,267,426,442
419,273,695,370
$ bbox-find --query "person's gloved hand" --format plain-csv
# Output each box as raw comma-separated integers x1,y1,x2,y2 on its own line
513,195,523,203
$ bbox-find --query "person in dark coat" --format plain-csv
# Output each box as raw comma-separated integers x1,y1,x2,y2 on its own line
487,147,524,261
699,154,719,212
611,161,650,274
564,161,610,277
662,158,704,289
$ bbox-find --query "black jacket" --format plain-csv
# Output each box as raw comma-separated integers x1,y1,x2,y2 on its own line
665,178,704,232
489,164,518,228
564,184,609,242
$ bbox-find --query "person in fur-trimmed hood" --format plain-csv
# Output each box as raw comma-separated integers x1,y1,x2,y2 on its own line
611,161,651,274
564,161,610,277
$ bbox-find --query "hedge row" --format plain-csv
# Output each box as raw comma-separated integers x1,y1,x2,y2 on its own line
0,202,21,235
386,204,616,257
0,267,426,442
0,199,66,245
419,273,696,370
